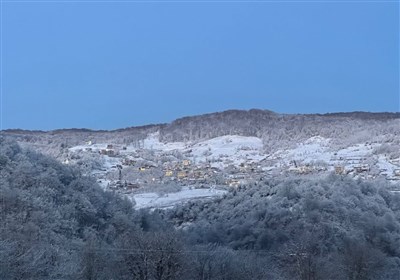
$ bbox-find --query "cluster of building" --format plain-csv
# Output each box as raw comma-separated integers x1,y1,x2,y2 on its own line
65,141,400,194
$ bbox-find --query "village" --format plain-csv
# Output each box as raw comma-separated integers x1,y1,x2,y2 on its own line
67,142,267,192
63,135,400,196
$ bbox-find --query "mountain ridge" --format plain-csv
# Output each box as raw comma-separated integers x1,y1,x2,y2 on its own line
2,109,399,133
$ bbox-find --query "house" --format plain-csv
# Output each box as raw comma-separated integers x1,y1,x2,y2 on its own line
394,169,400,177
193,170,204,179
226,179,244,187
125,182,140,191
100,149,115,156
138,164,156,172
297,166,312,174
229,173,247,180
335,166,345,175
354,164,370,173
107,150,115,156
165,170,174,177
177,171,188,180
210,167,220,174
239,163,249,172
122,158,136,166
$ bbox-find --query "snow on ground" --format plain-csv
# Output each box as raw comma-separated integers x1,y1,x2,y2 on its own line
377,155,399,177
272,137,384,169
68,133,187,153
68,133,400,191
131,187,226,209
333,143,376,171
334,143,375,159
187,135,265,166
68,134,267,169
272,136,333,167
96,179,111,190
69,143,108,152
101,155,122,168
268,137,400,178
142,132,187,151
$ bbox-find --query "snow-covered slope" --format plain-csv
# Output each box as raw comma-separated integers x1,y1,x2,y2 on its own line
63,131,400,209
131,187,226,210
142,132,187,151
273,136,332,164
185,135,265,167
67,132,399,177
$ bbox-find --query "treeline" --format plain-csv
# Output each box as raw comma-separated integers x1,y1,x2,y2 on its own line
1,138,400,279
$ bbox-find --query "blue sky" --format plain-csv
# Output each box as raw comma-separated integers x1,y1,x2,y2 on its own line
2,1,399,130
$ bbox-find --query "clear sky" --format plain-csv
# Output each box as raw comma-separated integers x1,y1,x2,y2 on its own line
2,0,399,130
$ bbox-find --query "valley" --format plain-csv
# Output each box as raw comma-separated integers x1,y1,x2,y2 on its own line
4,110,400,209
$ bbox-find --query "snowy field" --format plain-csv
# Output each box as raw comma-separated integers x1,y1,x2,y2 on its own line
68,133,399,176
131,187,226,209
273,136,332,165
142,132,187,151
67,132,400,193
186,135,265,167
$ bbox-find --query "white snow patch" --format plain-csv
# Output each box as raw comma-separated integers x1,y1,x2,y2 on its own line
142,132,187,151
188,135,265,166
101,156,122,169
69,143,108,152
377,155,400,176
273,136,332,165
131,187,226,209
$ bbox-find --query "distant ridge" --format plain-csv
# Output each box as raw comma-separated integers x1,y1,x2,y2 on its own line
318,111,400,119
4,109,399,133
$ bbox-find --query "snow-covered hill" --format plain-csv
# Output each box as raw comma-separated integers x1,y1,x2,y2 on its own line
4,110,400,208
67,132,400,185
186,135,265,167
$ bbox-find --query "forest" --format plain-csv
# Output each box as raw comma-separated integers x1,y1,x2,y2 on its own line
1,137,400,279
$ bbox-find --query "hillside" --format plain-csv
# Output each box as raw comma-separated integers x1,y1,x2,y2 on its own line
3,109,400,148
2,108,400,279
2,109,400,209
